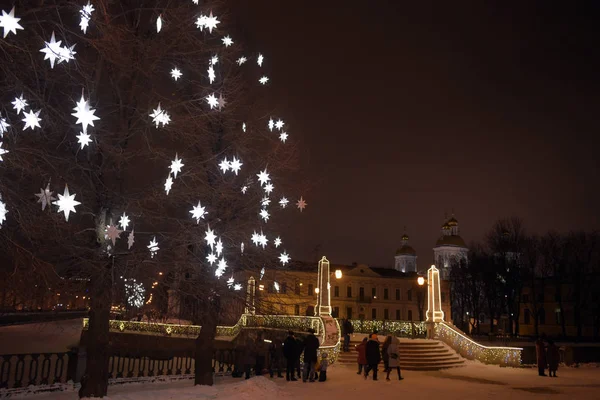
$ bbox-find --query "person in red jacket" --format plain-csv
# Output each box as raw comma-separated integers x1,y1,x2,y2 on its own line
355,337,368,375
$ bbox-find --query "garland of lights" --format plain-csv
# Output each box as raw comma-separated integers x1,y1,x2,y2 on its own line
343,319,427,337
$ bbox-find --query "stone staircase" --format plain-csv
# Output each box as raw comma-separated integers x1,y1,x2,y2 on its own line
336,337,465,371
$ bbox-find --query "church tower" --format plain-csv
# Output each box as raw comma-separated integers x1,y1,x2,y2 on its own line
394,232,417,273
433,215,468,279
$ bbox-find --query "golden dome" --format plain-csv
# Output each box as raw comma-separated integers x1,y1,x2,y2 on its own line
447,217,458,227
435,235,467,248
401,234,409,241
396,245,417,256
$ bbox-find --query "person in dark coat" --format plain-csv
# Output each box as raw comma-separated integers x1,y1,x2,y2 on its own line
382,335,392,373
364,333,381,380
535,336,547,376
355,337,368,374
343,319,354,352
269,337,285,378
243,337,257,379
302,328,320,382
283,331,299,381
546,339,560,377
295,337,304,379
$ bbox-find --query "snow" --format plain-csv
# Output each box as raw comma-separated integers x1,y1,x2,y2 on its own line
0,319,82,354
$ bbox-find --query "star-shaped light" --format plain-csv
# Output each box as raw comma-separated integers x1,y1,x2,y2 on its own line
193,0,199,4
237,56,247,65
215,258,228,278
241,185,248,194
279,251,290,265
195,14,207,29
22,109,41,131
242,122,247,132
210,55,219,65
222,35,233,47
251,231,260,246
207,65,216,84
156,15,162,33
105,223,123,246
206,253,217,265
76,131,92,149
279,132,289,143
170,68,182,81
219,157,230,173
258,231,268,249
127,230,135,249
0,196,7,227
260,267,265,280
240,242,245,254
169,154,184,178
0,7,24,38
259,208,270,222
264,183,274,194
164,176,173,195
148,237,159,258
72,94,100,135
189,201,207,223
53,185,81,221
204,11,220,33
234,283,242,291
217,93,226,111
11,94,28,115
268,118,274,131
119,213,130,231
230,157,242,175
215,238,223,256
35,184,56,211
259,76,269,85
261,196,271,207
275,119,285,130
274,237,282,248
204,226,216,249
257,54,264,67
227,277,235,288
40,32,76,68
256,169,270,186
79,2,94,34
149,103,170,127
0,114,9,136
205,93,218,109
296,196,307,212
0,142,8,161
279,197,289,208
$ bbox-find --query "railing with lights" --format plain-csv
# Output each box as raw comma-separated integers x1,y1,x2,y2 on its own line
343,319,427,337
434,322,522,367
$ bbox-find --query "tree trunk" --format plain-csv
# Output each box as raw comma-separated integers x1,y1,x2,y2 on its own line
79,268,111,398
194,297,220,386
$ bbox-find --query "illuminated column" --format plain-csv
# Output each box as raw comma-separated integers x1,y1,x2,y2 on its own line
426,265,444,323
315,256,332,316
245,277,256,315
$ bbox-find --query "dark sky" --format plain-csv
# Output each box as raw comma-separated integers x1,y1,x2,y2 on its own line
235,1,600,267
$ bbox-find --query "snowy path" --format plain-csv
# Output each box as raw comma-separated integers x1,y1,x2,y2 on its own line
12,361,600,399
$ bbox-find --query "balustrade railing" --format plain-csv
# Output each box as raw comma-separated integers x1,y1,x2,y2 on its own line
0,352,71,389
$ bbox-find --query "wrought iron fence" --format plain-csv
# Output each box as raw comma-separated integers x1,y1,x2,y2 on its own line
0,352,71,389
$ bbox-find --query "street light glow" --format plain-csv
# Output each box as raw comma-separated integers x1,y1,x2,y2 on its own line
418,276,425,286
335,269,342,279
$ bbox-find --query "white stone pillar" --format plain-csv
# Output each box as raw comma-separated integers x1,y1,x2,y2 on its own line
426,265,444,323
245,277,256,315
315,256,332,317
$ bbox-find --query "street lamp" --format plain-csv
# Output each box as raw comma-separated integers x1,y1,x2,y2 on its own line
416,276,427,322
335,269,342,279
417,276,425,286
315,287,320,294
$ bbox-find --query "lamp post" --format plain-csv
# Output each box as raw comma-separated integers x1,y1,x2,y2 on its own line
417,276,426,322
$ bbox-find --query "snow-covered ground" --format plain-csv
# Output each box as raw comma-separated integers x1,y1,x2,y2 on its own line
0,319,82,354
10,360,600,399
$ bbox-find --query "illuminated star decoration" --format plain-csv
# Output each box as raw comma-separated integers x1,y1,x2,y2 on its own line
268,118,274,131
279,251,290,265
274,237,282,248
204,11,220,33
35,184,56,211
227,277,235,288
204,226,217,249
242,122,247,132
169,154,184,178
215,238,223,256
237,56,247,65
11,94,28,115
279,197,289,208
0,196,7,227
260,267,265,280
189,201,207,223
257,53,264,67
240,242,244,254
251,231,260,246
205,93,218,109
128,230,135,249
207,253,217,265
208,65,216,84
0,142,7,161
105,222,123,246
241,186,248,194
40,32,76,68
72,94,99,134
52,185,81,221
0,7,24,38
259,76,269,85
279,132,288,143
0,114,9,137
275,119,285,130
217,94,226,111
259,208,270,222
210,55,218,65
264,183,274,194
149,103,170,127
219,157,230,173
215,258,228,278
79,2,94,34
230,157,242,175
22,109,41,131
156,15,162,33
119,213,130,231
258,231,268,249
296,196,307,212
164,175,173,195
170,68,182,81
222,35,233,47
274,282,280,292
256,169,270,186
261,197,271,207
148,237,159,258
234,283,242,291
76,132,92,149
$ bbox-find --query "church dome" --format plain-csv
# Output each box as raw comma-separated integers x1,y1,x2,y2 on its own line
396,245,416,256
447,217,458,227
435,235,467,248
401,234,409,241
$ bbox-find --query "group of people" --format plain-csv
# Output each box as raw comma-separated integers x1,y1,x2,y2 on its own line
234,329,328,383
536,335,560,377
355,332,404,381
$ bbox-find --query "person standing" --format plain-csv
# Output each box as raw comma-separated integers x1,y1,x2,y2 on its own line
386,336,404,381
269,337,284,378
243,336,257,379
355,337,368,374
536,335,547,376
364,333,381,381
344,319,354,352
283,331,298,381
546,339,560,378
302,328,320,382
382,335,392,373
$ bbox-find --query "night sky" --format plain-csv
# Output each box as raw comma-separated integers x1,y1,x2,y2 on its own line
235,2,600,267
